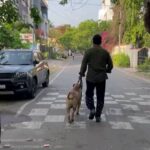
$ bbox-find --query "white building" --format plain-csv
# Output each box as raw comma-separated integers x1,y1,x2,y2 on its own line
98,0,113,21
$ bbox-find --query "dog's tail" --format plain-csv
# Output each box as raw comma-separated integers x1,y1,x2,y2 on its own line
67,92,74,100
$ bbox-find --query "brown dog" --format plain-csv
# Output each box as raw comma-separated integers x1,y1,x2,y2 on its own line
66,80,82,123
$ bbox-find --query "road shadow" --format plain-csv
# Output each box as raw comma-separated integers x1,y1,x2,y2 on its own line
0,110,32,128
0,94,29,103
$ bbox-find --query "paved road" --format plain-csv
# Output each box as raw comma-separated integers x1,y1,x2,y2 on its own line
0,55,150,150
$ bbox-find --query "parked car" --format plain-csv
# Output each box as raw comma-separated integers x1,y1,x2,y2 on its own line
0,49,50,98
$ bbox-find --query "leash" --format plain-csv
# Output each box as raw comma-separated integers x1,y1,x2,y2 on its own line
78,76,83,89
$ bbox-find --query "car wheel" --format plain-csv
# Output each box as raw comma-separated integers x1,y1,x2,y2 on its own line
28,78,37,99
42,72,49,88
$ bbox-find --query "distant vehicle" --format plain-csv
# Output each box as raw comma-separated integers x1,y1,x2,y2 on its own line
0,49,50,98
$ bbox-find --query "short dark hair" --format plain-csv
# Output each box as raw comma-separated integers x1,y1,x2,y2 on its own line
92,34,102,45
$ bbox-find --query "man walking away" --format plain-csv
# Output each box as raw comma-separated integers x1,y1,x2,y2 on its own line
79,34,113,122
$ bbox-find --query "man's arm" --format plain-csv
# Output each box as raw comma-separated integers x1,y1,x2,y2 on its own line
106,53,113,73
79,52,89,77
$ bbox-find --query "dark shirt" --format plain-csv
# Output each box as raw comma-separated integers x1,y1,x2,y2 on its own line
79,46,113,83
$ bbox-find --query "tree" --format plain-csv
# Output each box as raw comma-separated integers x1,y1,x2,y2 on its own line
59,0,68,5
111,0,150,48
0,1,30,49
0,24,24,49
0,0,18,24
144,1,150,33
59,20,111,52
30,7,42,28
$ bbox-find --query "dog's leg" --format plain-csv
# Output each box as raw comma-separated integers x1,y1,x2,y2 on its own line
67,107,71,123
70,108,76,123
76,105,80,115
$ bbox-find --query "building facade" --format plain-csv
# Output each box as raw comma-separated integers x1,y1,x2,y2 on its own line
32,0,49,40
98,0,113,21
14,0,48,40
14,0,30,23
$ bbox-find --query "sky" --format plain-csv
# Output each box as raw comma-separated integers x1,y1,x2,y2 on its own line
48,0,102,27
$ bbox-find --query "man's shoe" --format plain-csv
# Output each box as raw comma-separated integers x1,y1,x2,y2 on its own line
95,117,101,123
89,110,95,120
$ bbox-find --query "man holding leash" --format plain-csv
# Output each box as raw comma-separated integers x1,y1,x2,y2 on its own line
79,34,113,122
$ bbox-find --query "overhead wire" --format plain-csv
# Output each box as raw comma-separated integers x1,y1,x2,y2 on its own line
70,0,90,11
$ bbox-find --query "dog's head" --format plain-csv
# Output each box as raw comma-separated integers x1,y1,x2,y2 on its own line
73,80,82,90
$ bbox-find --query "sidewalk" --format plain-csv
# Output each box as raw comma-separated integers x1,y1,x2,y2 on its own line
48,58,69,74
117,67,150,82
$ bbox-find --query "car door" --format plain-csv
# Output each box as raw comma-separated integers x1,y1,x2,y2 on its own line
38,52,48,83
33,52,43,84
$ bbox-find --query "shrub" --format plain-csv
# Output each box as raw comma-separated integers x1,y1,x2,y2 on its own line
138,58,150,72
42,51,49,59
112,53,130,67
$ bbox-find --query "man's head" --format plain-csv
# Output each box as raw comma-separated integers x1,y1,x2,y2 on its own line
93,34,102,45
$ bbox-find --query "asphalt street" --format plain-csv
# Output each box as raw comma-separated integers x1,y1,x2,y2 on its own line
0,55,150,150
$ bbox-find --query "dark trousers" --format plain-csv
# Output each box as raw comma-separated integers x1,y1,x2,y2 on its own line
85,80,106,117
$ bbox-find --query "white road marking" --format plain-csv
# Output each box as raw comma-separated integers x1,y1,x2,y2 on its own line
49,65,66,85
137,102,150,106
50,104,66,109
101,114,106,122
55,100,66,103
58,95,66,98
46,92,59,96
109,121,134,130
16,65,67,117
16,89,45,117
112,95,125,98
115,99,131,103
139,95,150,99
106,108,123,115
105,101,118,104
128,116,150,124
130,97,144,101
29,108,49,116
125,92,137,96
45,115,65,122
13,121,42,129
105,92,110,95
105,97,113,100
121,104,140,111
36,102,53,105
42,97,56,101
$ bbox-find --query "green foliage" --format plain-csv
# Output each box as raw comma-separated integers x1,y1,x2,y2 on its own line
42,51,49,59
59,27,76,50
123,20,145,46
138,58,150,72
51,52,59,59
59,0,68,5
0,1,32,49
0,24,30,50
14,21,31,33
111,0,150,48
98,21,111,32
30,7,42,28
59,20,110,52
112,53,130,67
0,0,19,24
143,33,150,47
